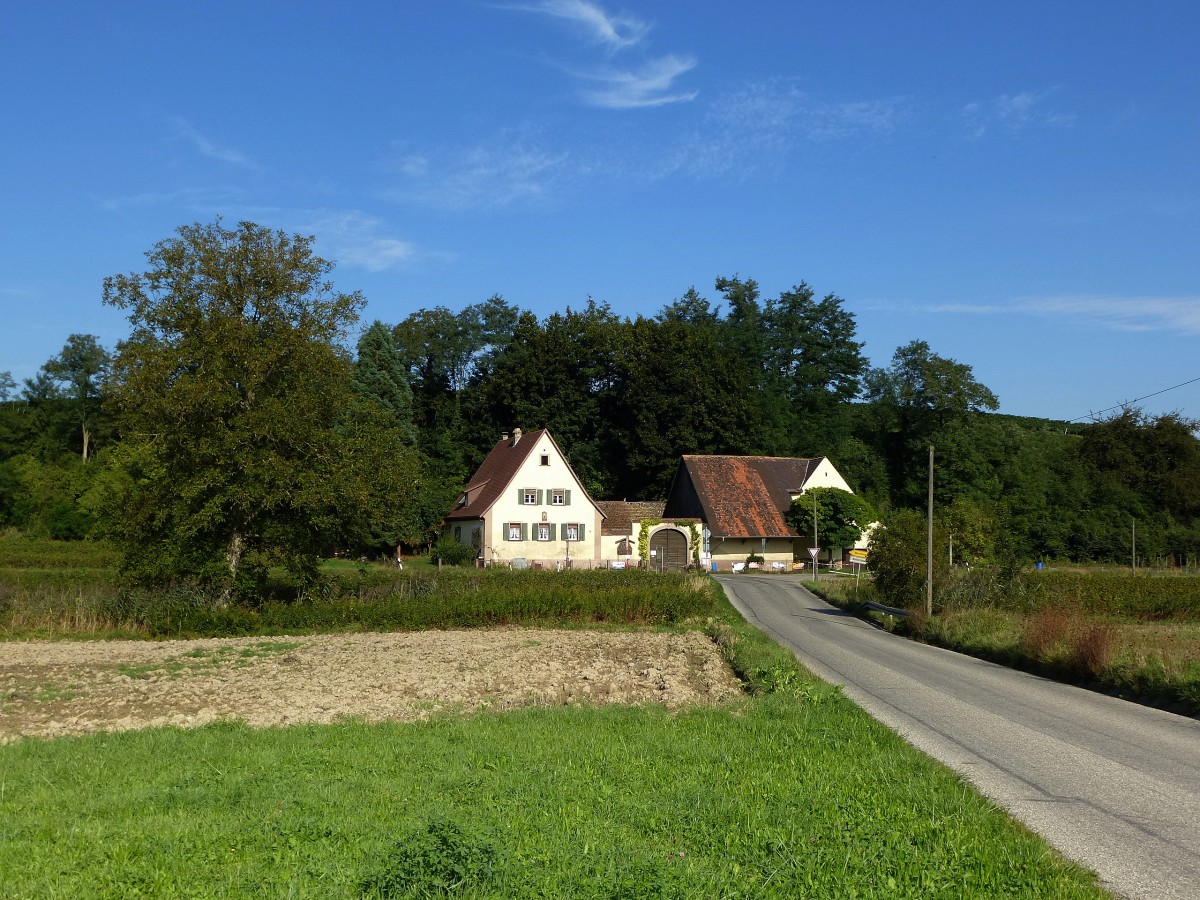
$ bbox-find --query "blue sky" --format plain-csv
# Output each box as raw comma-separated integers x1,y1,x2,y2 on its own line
2,1,1198,422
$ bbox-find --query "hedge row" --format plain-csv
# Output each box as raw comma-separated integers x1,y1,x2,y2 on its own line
0,539,120,570
1026,571,1200,620
3,568,717,639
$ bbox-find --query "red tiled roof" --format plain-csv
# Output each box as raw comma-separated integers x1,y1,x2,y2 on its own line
677,455,821,538
595,500,666,536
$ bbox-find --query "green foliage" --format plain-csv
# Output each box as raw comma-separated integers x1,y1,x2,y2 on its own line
40,333,111,461
429,536,477,567
362,818,498,897
102,219,422,588
0,568,717,639
786,487,876,553
353,320,417,443
868,508,950,609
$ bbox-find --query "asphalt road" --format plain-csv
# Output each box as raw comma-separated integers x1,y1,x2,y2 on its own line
717,575,1200,900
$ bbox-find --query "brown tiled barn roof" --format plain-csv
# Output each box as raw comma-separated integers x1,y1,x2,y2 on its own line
595,500,666,536
674,455,821,538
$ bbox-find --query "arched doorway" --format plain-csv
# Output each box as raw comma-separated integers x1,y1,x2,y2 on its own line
649,528,688,571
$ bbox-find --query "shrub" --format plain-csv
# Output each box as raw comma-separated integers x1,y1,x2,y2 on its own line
1021,604,1074,660
429,537,477,567
362,817,498,897
1071,623,1116,676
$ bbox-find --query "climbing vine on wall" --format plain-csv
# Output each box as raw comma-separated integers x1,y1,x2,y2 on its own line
637,519,662,563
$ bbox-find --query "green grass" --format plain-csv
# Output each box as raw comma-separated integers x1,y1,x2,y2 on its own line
0,571,1109,896
0,700,1107,898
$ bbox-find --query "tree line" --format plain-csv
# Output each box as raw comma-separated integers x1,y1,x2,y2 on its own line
1,220,1198,591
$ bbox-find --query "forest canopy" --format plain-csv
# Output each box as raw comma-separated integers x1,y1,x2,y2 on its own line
2,220,1198,580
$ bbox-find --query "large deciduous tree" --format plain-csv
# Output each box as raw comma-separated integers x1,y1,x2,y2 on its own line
103,220,416,590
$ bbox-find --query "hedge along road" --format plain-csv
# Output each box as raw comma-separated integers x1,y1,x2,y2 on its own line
716,574,1200,900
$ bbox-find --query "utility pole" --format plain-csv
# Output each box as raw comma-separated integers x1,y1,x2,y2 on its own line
1132,517,1136,575
926,445,934,617
813,490,819,581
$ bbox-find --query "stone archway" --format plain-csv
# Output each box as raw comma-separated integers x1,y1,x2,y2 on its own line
649,528,689,571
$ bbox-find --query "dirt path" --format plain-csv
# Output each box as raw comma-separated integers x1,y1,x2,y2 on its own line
0,628,742,743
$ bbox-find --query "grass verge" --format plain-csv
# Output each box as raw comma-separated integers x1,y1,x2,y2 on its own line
812,578,1200,717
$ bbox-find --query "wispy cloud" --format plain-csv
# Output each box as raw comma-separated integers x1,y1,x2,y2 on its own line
510,0,649,51
384,133,575,210
658,79,910,179
170,117,257,168
304,211,418,272
581,54,698,109
924,295,1200,335
504,0,697,109
962,89,1076,140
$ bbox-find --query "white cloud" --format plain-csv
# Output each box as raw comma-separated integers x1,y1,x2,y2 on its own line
924,295,1200,335
658,80,909,179
582,55,698,109
962,89,1075,140
307,214,414,272
170,117,257,168
384,134,574,210
503,0,696,109
510,0,650,51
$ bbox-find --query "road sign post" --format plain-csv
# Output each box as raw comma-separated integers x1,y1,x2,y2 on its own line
808,546,820,581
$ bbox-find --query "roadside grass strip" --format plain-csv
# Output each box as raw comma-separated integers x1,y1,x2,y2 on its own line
0,696,1108,899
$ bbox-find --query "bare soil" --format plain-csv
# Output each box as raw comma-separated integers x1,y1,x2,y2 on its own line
0,628,742,743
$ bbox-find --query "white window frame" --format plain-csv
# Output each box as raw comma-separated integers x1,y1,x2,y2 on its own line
508,523,523,541
523,488,538,505
551,489,566,506
564,523,579,542
540,454,550,466
537,523,551,542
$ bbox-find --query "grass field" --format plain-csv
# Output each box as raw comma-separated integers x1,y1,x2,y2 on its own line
0,691,1107,898
0,540,1112,896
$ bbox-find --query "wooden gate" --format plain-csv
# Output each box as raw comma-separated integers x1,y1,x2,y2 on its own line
649,528,688,570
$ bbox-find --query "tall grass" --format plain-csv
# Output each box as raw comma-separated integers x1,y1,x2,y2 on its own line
1,567,716,640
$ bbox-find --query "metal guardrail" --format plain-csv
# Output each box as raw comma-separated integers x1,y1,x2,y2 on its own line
861,600,911,619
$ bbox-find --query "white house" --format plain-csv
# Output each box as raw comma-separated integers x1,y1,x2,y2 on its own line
444,428,604,567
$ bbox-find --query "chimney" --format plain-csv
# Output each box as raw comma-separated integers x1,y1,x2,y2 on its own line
511,427,523,446
500,431,509,443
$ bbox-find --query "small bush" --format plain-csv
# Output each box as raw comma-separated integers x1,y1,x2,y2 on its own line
1022,604,1074,659
1071,623,1116,676
362,818,498,897
429,538,477,567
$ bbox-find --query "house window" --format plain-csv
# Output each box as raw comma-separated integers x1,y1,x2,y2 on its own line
508,523,523,541
537,523,551,541
454,526,462,542
524,488,538,505
564,523,579,542
551,489,565,506
540,454,550,466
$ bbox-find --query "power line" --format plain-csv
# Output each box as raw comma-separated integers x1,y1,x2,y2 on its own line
1068,375,1200,423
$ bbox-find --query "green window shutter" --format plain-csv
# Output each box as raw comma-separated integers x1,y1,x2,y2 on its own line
537,489,544,505
565,490,572,506
516,488,524,504
521,523,528,541
549,524,557,541
578,523,586,541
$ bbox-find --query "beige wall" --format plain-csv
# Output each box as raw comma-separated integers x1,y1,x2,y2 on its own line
470,433,602,564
